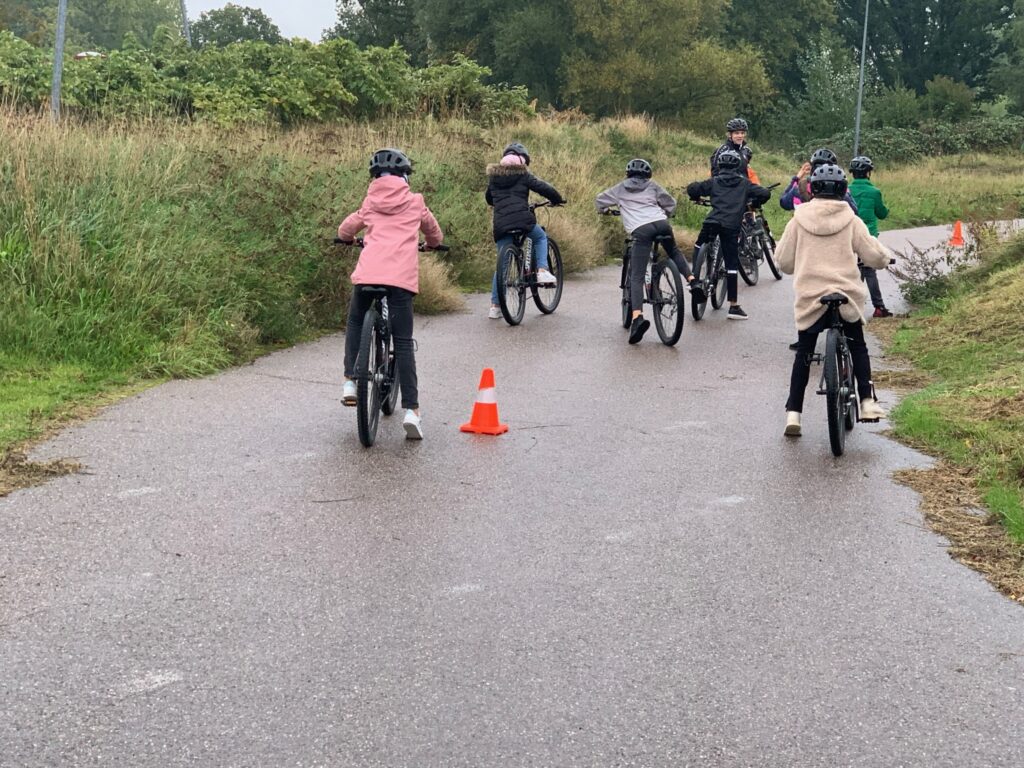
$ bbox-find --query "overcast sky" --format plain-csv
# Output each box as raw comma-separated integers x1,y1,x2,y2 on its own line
187,1,338,42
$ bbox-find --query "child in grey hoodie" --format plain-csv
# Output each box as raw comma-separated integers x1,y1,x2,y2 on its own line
596,159,700,344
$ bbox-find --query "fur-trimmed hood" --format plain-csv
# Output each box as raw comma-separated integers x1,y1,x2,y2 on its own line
486,163,530,185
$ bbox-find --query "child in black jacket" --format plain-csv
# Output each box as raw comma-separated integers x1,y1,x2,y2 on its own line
686,150,771,320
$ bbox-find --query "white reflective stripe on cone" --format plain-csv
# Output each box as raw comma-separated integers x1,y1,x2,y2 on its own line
476,387,497,404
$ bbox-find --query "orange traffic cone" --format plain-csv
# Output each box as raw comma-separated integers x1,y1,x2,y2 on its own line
460,368,508,435
949,220,965,247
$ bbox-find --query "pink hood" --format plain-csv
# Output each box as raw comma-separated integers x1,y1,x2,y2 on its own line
338,175,443,294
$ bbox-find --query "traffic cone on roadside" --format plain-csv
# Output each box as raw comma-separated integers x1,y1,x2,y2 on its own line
949,220,965,247
460,368,508,435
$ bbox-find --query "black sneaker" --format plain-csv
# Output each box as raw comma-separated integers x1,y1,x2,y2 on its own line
688,280,706,302
789,340,800,350
628,316,650,344
727,305,748,321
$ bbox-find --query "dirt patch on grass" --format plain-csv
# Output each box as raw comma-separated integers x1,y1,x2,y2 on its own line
0,451,81,497
873,368,935,392
894,464,1024,604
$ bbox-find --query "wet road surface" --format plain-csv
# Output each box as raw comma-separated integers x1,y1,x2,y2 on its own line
3,229,1024,766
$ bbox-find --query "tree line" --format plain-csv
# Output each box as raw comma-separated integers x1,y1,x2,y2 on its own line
2,1,1023,153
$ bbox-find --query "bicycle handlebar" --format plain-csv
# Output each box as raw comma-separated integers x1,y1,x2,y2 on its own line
333,237,450,252
599,208,622,216
530,200,565,211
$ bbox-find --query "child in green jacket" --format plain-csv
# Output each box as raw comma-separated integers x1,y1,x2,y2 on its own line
849,156,892,317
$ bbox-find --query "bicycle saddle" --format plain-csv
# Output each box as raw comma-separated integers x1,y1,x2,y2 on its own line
819,292,848,305
652,234,676,243
360,286,389,294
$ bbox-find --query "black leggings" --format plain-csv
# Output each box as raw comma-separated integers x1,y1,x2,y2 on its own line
629,220,691,312
786,313,872,413
695,222,740,302
344,286,418,410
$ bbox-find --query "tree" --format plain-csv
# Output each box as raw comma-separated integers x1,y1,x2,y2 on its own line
0,1,51,46
191,4,283,48
991,0,1024,113
727,0,837,96
835,0,1011,94
323,0,425,62
67,0,182,50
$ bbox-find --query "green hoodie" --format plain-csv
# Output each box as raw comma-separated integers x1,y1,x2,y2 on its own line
848,177,889,236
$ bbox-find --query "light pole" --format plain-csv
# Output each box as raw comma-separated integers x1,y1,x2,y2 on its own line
852,0,870,156
50,0,68,122
179,0,192,46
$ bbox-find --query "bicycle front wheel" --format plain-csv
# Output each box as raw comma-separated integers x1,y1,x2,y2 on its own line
380,333,399,416
531,236,563,314
497,244,526,326
356,307,384,447
824,329,847,457
738,237,759,286
690,245,709,321
651,259,684,346
761,231,782,280
709,239,727,310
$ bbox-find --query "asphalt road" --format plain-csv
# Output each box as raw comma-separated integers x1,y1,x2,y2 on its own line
3,226,1024,767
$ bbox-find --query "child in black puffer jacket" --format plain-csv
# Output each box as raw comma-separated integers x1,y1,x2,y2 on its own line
485,142,565,319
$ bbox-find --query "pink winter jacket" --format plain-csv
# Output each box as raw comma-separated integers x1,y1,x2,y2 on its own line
338,175,443,294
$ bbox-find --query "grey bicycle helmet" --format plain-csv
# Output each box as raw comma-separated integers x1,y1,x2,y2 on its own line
502,142,530,165
717,149,743,171
369,147,412,177
626,158,653,178
850,155,874,173
726,117,749,132
809,163,848,198
809,147,838,168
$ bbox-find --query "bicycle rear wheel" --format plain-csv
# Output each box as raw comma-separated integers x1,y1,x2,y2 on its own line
356,307,384,447
497,244,526,326
620,251,632,328
651,259,684,346
824,329,847,457
531,236,563,314
690,245,710,321
737,237,760,286
761,231,782,280
709,239,727,310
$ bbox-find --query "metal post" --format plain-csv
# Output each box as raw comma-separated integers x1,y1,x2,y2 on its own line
179,0,192,46
852,0,870,156
50,0,68,122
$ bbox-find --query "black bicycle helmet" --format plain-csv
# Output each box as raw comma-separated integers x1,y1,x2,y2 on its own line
502,141,530,165
626,158,652,178
726,117,749,132
850,155,874,173
717,149,743,172
369,147,412,178
809,147,838,168
809,163,848,198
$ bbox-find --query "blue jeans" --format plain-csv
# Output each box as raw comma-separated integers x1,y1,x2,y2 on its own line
491,224,549,304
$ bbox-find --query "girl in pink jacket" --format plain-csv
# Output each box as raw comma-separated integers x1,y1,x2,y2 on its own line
337,148,444,440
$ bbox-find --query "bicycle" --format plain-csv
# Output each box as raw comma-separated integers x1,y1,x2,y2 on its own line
334,238,450,447
496,201,564,326
737,182,782,285
603,209,685,345
688,199,728,321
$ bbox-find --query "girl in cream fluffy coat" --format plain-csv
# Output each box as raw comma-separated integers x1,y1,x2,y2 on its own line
774,164,893,437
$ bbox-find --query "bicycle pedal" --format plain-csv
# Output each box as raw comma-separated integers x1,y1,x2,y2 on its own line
859,417,881,423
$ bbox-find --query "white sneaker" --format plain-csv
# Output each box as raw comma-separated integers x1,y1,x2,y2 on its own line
342,380,356,406
488,306,502,320
784,411,802,437
403,409,423,440
535,268,557,286
860,398,886,421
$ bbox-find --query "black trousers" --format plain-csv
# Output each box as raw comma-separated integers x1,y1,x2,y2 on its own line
630,220,691,312
695,221,740,302
860,265,885,309
344,286,418,410
786,313,872,413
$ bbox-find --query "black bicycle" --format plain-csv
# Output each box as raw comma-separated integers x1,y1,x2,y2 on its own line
496,201,564,325
737,182,782,285
688,200,728,320
604,209,685,345
334,238,449,447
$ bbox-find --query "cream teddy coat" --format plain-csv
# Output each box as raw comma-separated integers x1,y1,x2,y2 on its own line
775,199,893,330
